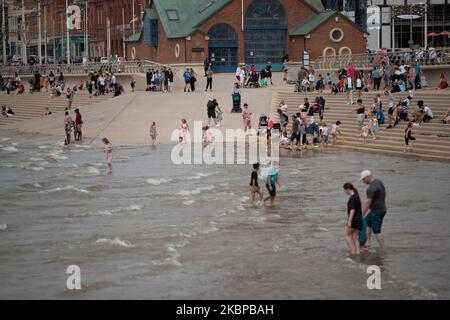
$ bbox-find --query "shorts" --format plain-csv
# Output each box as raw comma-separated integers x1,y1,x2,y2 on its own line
405,136,416,145
291,132,300,142
366,211,386,234
207,109,216,119
266,183,276,197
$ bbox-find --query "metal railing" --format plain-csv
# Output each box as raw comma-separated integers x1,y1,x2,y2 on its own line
311,48,450,70
0,60,180,77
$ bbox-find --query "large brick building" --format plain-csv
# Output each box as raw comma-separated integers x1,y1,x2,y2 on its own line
125,0,368,71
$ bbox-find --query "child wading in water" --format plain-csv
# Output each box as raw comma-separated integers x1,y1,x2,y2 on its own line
102,138,113,174
342,183,363,255
250,163,264,205
149,122,157,146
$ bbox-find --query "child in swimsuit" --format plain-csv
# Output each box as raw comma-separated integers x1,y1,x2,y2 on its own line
102,138,113,173
242,103,252,134
179,119,189,144
150,122,157,146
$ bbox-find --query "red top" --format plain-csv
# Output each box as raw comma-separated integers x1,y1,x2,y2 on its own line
75,113,82,125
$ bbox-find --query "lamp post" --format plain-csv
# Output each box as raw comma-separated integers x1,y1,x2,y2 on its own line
2,0,6,65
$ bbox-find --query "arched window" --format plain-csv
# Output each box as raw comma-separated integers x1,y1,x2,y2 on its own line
244,0,288,70
323,47,336,57
208,24,238,73
339,47,352,55
208,23,238,48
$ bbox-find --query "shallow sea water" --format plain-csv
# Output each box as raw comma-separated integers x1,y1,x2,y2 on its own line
0,138,449,299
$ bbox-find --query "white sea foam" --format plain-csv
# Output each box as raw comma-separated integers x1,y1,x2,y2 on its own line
0,224,7,231
87,167,101,176
0,137,10,142
178,189,200,196
199,224,219,235
74,144,93,149
318,227,329,232
73,204,143,217
10,142,18,146
38,145,50,149
178,231,198,238
178,185,215,196
152,244,182,266
29,157,45,162
30,167,45,171
96,237,135,248
182,200,195,206
49,151,68,161
146,178,172,185
43,185,90,194
2,146,18,152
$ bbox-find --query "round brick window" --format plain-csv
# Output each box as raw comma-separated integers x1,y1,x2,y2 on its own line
330,28,344,42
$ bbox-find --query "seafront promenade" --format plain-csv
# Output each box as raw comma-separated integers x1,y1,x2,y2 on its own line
1,72,450,162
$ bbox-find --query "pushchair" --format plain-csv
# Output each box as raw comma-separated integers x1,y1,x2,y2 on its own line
258,114,268,137
247,72,261,88
231,93,242,113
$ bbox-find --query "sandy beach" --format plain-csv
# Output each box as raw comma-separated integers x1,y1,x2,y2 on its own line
0,73,285,145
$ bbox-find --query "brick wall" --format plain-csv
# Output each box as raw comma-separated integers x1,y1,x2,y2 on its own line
129,0,367,65
304,15,367,59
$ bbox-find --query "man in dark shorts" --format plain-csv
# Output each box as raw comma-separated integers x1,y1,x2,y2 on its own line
361,170,387,250
263,163,280,207
207,99,219,126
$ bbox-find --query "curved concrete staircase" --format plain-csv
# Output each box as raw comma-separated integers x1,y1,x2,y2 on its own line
270,89,450,162
0,91,110,126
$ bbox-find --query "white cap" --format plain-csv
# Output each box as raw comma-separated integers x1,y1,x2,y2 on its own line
360,170,372,180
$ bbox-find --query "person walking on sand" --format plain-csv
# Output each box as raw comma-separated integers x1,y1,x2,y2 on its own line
250,162,264,205
343,182,363,255
179,119,190,144
102,138,113,174
242,103,252,134
205,66,213,92
263,163,280,207
150,122,157,146
207,99,220,126
360,170,387,251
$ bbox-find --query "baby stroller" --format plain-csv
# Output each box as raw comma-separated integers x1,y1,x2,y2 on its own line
258,114,269,139
247,72,261,88
231,93,242,113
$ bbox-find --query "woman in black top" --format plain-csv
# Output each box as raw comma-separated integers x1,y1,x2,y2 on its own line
343,182,362,255
250,163,263,205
